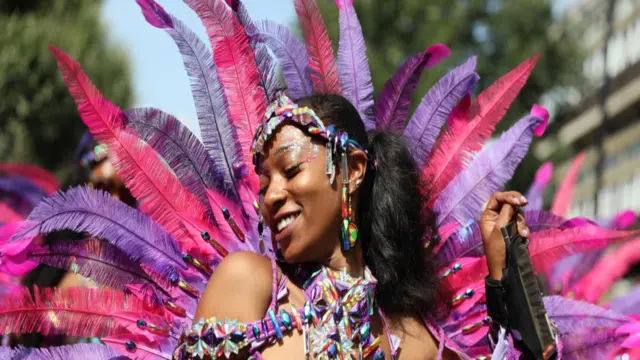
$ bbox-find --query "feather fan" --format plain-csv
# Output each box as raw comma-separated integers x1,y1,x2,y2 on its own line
525,162,553,211
375,44,451,132
230,0,281,102
213,15,268,178
135,0,244,202
124,107,219,219
11,187,185,278
405,56,478,166
0,163,59,194
423,55,539,204
1,344,123,360
0,286,152,338
335,0,374,129
50,47,211,250
295,0,342,94
434,105,548,226
441,225,637,292
29,238,168,293
544,296,630,333
550,151,585,217
252,20,313,99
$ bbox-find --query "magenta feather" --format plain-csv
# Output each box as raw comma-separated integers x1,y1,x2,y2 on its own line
423,55,539,205
135,0,244,202
525,162,553,211
29,238,168,293
0,201,23,224
375,44,451,132
433,105,549,226
11,187,185,279
335,0,374,129
544,296,631,333
251,20,313,99
184,0,233,41
405,56,478,166
0,286,151,338
0,222,40,276
551,151,585,217
50,47,210,252
295,0,342,94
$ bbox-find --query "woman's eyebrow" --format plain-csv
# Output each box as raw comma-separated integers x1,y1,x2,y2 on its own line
272,143,298,157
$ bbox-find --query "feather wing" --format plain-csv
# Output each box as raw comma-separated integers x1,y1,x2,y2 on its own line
433,106,548,226
525,162,553,211
423,55,539,204
51,47,210,251
295,0,341,94
29,238,167,293
11,187,185,279
0,163,59,194
550,151,585,217
544,296,630,333
335,0,374,129
375,45,451,132
124,107,218,219
404,56,478,166
252,20,313,99
0,286,153,338
136,0,243,202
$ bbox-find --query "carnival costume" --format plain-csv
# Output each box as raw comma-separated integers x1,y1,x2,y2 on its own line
1,0,640,359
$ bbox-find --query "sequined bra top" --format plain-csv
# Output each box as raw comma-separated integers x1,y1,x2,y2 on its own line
174,258,456,360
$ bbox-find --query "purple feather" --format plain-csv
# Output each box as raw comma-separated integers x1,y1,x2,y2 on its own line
336,0,374,130
608,285,640,315
4,344,124,360
434,107,547,226
0,176,47,215
524,210,566,232
124,107,220,219
251,20,313,99
375,45,451,132
231,1,281,101
562,328,626,360
436,219,483,264
404,57,479,167
136,0,245,200
10,187,185,279
544,296,631,333
29,238,168,294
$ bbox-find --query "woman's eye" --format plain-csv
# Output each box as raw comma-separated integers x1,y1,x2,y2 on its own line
284,163,302,179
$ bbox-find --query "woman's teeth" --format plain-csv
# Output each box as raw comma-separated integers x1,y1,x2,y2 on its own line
277,213,299,232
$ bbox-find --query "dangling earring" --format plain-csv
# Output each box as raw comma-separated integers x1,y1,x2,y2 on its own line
257,215,266,254
340,151,358,250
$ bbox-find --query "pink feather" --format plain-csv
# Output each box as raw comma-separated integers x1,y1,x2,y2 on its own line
423,55,539,204
550,151,585,217
102,333,169,359
214,15,267,174
0,201,23,223
50,47,209,252
0,163,60,194
183,0,233,41
0,286,157,338
611,210,637,229
534,162,553,187
0,223,40,276
295,0,342,94
571,237,640,303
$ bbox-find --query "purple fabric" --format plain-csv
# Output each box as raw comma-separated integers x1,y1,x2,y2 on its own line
251,20,313,99
434,110,545,226
404,56,479,167
11,186,185,279
336,0,375,130
136,0,245,198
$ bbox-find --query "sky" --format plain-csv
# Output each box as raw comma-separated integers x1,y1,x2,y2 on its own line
101,0,296,138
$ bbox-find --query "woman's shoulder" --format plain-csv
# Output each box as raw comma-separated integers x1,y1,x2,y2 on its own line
194,251,275,322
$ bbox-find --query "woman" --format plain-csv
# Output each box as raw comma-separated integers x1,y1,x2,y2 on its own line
192,93,531,359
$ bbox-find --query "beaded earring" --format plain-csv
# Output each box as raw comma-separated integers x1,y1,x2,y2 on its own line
340,151,358,251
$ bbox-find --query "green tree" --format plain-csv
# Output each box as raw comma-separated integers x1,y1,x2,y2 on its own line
318,0,586,192
0,0,132,177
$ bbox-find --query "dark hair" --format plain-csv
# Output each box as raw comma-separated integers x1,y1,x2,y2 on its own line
296,94,445,318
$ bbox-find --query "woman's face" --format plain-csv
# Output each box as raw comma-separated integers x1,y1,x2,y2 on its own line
258,125,342,263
